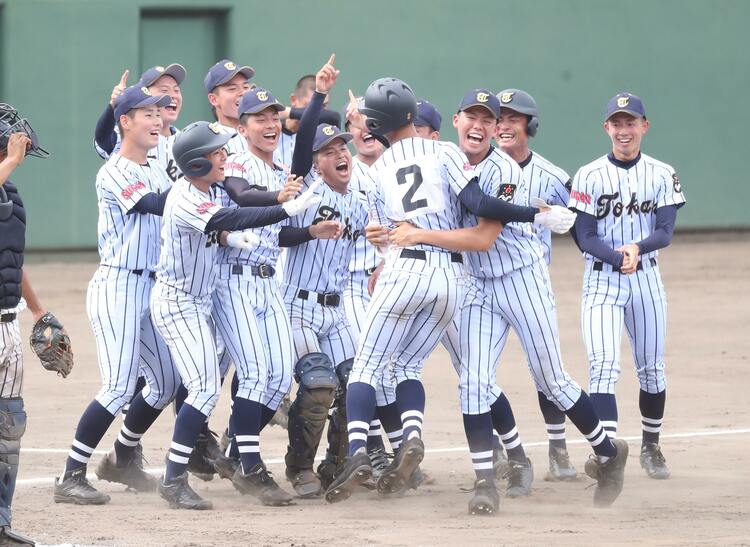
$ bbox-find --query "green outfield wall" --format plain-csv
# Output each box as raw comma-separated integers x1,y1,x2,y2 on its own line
1,0,747,248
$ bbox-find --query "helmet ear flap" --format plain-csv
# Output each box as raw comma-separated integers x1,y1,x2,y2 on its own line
184,157,213,177
526,116,539,138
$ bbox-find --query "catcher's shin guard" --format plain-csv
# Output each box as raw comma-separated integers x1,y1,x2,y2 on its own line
318,359,353,488
285,353,337,473
0,398,26,526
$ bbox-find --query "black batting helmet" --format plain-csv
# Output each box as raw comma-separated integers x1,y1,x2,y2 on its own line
173,121,232,177
359,77,418,140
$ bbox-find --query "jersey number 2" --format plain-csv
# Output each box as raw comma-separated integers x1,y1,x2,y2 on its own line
396,165,427,213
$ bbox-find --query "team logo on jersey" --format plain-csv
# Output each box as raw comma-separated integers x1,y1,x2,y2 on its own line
225,161,246,173
617,96,629,108
672,172,682,193
498,183,517,201
256,90,268,101
322,126,335,136
570,189,592,204
476,92,490,103
121,181,146,200
208,122,221,134
596,191,656,219
224,61,237,70
141,87,152,96
500,92,514,104
196,201,217,215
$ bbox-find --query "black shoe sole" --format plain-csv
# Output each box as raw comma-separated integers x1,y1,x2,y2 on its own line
469,496,498,515
53,493,110,505
325,464,372,504
377,442,424,495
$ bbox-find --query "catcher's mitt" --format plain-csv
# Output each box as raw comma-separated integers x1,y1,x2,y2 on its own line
29,312,73,378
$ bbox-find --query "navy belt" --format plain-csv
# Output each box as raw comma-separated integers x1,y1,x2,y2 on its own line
297,289,340,307
593,257,657,272
0,313,16,323
132,269,156,279
231,264,276,278
400,248,463,264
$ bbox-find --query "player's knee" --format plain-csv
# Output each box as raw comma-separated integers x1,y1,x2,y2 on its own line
0,398,26,461
292,353,337,411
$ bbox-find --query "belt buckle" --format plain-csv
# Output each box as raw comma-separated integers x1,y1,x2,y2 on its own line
322,293,339,307
365,266,377,276
260,265,274,278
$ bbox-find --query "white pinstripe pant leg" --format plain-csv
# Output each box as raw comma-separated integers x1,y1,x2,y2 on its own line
258,285,294,410
151,289,221,416
0,318,23,398
582,263,628,395
212,275,269,404
496,262,581,410
88,268,151,415
624,266,667,394
318,307,357,367
138,310,180,409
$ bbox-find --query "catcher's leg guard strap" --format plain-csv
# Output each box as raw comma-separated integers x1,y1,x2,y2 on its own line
0,397,25,526
286,353,336,472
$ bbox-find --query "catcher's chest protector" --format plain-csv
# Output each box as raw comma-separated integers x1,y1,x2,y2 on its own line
0,182,25,310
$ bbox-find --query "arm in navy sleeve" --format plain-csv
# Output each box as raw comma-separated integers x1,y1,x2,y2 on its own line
224,176,281,206
574,211,624,268
205,205,288,233
278,226,314,247
94,103,118,156
636,204,678,255
458,178,539,223
290,91,325,178
289,107,341,128
129,188,171,216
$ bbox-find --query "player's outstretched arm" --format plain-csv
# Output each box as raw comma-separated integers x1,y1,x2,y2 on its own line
389,218,503,252
278,220,342,247
224,176,285,207
21,269,46,323
573,212,624,268
129,188,172,216
94,70,129,158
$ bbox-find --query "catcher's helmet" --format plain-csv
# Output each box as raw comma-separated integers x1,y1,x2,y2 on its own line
173,121,232,177
0,103,50,158
359,77,418,140
496,89,539,137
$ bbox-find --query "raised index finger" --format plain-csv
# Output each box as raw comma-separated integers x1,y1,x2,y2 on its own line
119,69,129,87
327,53,336,66
348,89,358,105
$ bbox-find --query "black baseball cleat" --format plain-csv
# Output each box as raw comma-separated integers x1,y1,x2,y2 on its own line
640,443,671,479
377,437,424,496
324,451,372,504
368,447,391,480
0,525,36,546
53,467,111,505
212,453,240,480
158,472,212,510
188,429,220,481
316,457,339,491
95,449,157,492
231,463,294,506
504,458,534,498
468,478,500,516
546,447,578,481
286,468,323,499
585,438,629,507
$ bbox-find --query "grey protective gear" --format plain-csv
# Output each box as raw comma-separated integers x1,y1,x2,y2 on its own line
317,358,354,488
0,103,49,158
286,353,337,473
359,78,418,140
172,121,232,177
496,89,540,137
0,398,26,526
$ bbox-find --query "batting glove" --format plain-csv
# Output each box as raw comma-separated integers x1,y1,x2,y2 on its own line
226,231,262,250
531,197,577,234
282,179,323,216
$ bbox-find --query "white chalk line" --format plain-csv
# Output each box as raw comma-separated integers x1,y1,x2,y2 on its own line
17,426,750,487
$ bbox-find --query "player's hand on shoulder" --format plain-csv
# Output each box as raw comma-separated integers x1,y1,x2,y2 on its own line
5,133,31,167
310,220,342,240
365,222,389,248
616,243,640,274
388,221,421,247
278,174,304,203
316,54,340,95
110,69,129,107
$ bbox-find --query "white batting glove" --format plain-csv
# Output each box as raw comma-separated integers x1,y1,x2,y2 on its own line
531,197,577,234
282,178,323,216
225,231,261,250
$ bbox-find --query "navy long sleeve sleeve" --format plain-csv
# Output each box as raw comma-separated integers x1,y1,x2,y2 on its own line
290,91,325,178
458,179,539,223
278,226,314,247
94,103,118,156
130,189,171,216
224,176,281,206
289,106,341,128
574,212,624,268
636,204,678,255
205,205,288,233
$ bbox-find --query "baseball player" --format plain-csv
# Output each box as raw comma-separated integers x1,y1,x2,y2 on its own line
413,99,442,140
0,104,58,546
94,64,186,182
204,59,255,156
493,88,578,481
151,120,321,509
55,86,182,505
325,78,576,506
570,92,685,480
382,89,630,512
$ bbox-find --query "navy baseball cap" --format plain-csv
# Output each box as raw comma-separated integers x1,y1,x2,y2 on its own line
313,123,352,152
605,92,646,121
139,63,186,87
114,85,171,119
458,89,501,119
415,99,442,131
239,87,285,116
204,59,255,93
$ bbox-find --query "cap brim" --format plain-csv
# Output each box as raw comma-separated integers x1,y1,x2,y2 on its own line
135,94,172,110
606,108,644,121
460,103,499,118
218,66,256,88
241,102,286,115
143,64,187,86
313,132,353,152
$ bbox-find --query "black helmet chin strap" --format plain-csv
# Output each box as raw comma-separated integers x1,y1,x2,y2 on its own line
371,132,390,149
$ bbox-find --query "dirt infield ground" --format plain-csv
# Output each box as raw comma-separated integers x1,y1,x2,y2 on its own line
9,233,750,546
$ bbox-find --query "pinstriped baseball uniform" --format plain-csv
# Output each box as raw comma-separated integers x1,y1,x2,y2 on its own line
349,138,471,388
273,131,296,173
459,147,581,414
519,151,571,263
151,178,223,414
95,129,182,183
569,152,686,395
212,152,293,409
0,299,25,398
218,124,249,157
88,153,178,415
